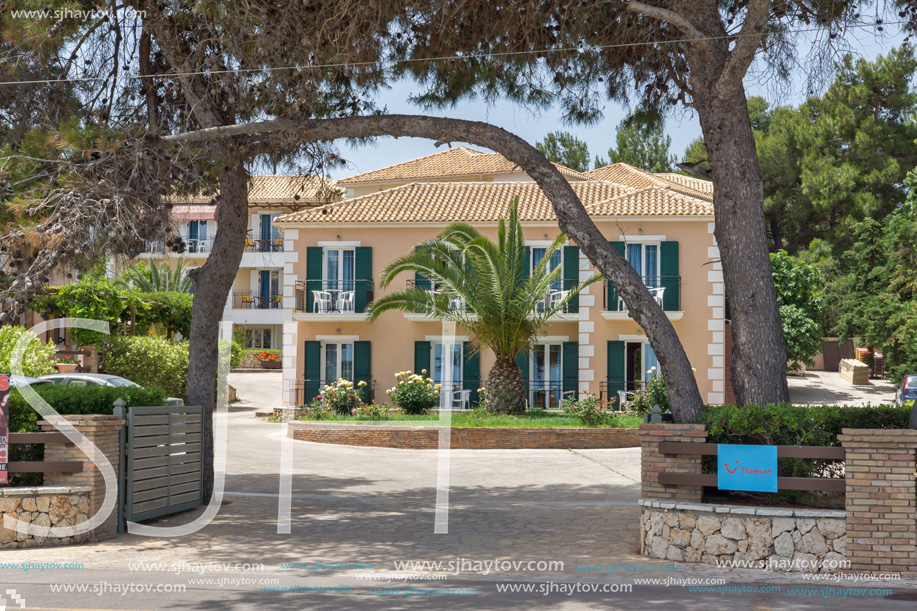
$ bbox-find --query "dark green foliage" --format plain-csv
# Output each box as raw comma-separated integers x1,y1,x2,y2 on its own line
6,384,166,486
770,250,825,368
99,336,189,399
135,291,194,338
595,112,674,172
535,131,591,172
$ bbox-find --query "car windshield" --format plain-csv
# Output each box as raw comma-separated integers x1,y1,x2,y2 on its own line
107,377,140,387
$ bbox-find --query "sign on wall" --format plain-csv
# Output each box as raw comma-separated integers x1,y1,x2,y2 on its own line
0,373,9,485
717,444,777,493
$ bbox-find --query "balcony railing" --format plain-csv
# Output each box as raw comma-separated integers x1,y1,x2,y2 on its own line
244,237,284,253
233,291,282,309
294,280,374,314
406,278,579,314
294,379,376,406
142,236,214,254
603,276,680,312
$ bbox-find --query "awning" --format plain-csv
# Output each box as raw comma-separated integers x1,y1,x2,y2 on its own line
172,204,218,221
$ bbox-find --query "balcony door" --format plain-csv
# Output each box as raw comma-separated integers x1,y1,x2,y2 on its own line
187,220,207,253
325,248,355,292
531,247,562,291
626,243,659,288
625,341,658,392
432,343,463,402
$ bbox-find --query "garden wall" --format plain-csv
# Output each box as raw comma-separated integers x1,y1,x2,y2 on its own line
287,421,639,450
0,487,93,549
640,500,846,571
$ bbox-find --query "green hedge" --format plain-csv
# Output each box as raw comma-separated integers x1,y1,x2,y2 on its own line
695,403,911,506
100,336,189,399
7,384,166,486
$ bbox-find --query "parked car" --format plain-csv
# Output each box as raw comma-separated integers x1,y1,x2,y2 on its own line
895,374,917,407
9,375,54,388
36,373,185,406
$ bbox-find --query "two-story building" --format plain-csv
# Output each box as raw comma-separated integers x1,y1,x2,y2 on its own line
274,147,725,408
137,174,340,350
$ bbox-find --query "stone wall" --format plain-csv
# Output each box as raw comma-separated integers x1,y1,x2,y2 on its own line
288,422,639,450
640,500,847,572
0,487,92,549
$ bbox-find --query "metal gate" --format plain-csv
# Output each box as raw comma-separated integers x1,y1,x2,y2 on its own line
124,405,204,523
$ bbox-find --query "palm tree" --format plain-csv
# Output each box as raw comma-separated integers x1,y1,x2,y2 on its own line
117,258,193,293
367,200,600,414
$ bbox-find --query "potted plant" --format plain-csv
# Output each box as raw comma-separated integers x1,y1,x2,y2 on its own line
56,356,80,373
256,350,282,369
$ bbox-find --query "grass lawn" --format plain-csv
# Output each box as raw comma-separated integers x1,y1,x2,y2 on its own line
297,410,643,428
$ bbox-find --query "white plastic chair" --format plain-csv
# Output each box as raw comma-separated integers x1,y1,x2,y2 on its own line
549,290,570,311
449,297,465,311
650,287,666,307
453,389,472,410
312,290,332,313
337,291,355,312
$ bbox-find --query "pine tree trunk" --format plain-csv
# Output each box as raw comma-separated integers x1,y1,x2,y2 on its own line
695,85,790,407
186,162,249,501
487,354,526,415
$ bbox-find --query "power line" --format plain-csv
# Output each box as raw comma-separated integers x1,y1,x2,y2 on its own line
0,19,907,88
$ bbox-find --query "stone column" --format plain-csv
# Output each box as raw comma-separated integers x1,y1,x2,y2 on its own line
839,429,917,574
638,423,708,502
40,415,125,542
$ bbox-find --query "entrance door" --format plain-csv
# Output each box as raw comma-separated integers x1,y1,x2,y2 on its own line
625,342,657,391
531,343,562,408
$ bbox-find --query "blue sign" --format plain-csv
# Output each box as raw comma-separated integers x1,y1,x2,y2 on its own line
717,444,778,492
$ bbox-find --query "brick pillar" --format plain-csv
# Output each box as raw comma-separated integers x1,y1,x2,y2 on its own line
40,415,124,541
638,423,708,502
840,429,917,574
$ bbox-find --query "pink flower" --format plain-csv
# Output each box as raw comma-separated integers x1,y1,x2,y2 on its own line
351,408,358,415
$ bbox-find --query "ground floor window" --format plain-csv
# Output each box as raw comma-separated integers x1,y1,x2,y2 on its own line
323,342,354,384
245,325,277,350
531,343,563,409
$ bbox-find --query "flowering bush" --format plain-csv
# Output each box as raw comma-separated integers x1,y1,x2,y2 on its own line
257,350,281,362
562,393,614,426
387,370,440,415
353,402,390,419
323,378,366,415
304,400,332,420
630,367,672,415
57,356,79,365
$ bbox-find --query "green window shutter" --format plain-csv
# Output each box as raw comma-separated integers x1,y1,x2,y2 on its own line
521,246,531,283
607,242,626,310
303,340,321,404
306,247,323,312
660,241,680,312
414,341,431,376
354,341,372,400
515,349,530,402
354,246,373,313
606,341,626,403
414,272,431,291
562,342,579,396
563,245,579,313
462,342,480,406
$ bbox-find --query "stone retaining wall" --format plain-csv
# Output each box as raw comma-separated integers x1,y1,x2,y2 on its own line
640,500,847,572
0,487,93,549
288,422,639,450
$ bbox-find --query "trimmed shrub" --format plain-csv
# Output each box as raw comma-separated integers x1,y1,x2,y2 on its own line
230,341,244,369
0,326,57,377
387,370,439,415
7,384,166,486
99,336,188,399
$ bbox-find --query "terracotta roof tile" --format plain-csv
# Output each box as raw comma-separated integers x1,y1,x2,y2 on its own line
654,172,714,194
275,181,711,225
586,163,713,201
337,146,589,184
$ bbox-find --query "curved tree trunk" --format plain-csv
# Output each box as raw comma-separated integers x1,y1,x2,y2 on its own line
158,115,706,422
487,354,526,414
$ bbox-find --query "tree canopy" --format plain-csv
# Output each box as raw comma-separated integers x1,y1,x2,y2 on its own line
535,132,591,172
595,113,675,172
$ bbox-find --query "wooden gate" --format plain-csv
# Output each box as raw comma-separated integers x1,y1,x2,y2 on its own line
125,405,204,523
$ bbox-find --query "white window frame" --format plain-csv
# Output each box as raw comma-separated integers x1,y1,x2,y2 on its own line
321,341,355,384
530,339,565,409
624,241,661,286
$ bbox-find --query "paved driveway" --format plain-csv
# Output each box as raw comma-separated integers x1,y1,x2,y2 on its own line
788,370,898,406
3,395,915,609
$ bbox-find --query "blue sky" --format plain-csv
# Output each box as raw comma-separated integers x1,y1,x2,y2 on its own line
326,23,907,180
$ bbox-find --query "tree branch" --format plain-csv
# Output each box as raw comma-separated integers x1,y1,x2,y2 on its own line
715,0,772,97
627,1,706,41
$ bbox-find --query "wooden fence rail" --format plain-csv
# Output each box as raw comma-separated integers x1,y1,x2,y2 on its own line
656,441,845,493
7,432,82,474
